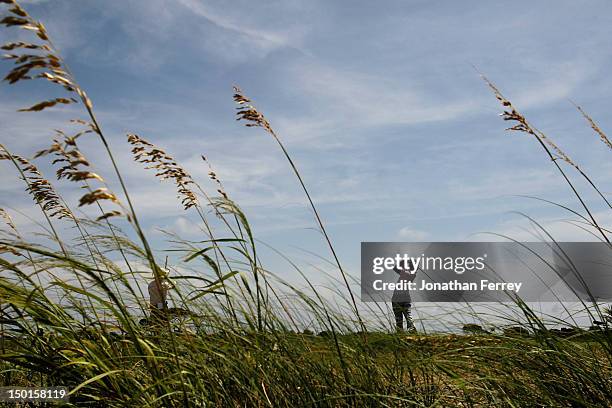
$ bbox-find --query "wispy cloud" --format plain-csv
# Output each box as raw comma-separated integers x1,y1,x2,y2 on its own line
285,60,481,129
173,0,309,62
176,0,290,51
500,61,595,109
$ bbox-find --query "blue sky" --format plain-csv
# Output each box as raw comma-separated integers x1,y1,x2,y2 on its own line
1,0,612,294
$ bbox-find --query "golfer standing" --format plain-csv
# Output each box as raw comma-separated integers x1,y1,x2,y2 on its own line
392,260,417,332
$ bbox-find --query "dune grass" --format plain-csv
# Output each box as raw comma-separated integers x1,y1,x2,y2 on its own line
0,1,611,406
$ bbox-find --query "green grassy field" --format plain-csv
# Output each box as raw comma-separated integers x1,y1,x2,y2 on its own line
1,326,611,406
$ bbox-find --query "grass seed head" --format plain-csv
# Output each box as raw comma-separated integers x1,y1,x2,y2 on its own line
0,149,73,220
0,207,17,232
0,2,91,110
233,86,273,133
483,75,577,168
574,103,612,150
127,134,198,210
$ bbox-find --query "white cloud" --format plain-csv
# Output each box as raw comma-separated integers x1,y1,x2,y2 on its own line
487,210,612,242
169,216,206,236
397,227,429,241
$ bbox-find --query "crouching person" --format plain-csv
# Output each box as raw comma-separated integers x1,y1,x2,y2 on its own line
147,268,173,325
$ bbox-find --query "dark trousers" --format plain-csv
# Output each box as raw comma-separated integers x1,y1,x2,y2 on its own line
392,302,414,331
148,302,169,326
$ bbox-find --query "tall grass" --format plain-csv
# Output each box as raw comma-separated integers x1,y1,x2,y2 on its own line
0,1,611,406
